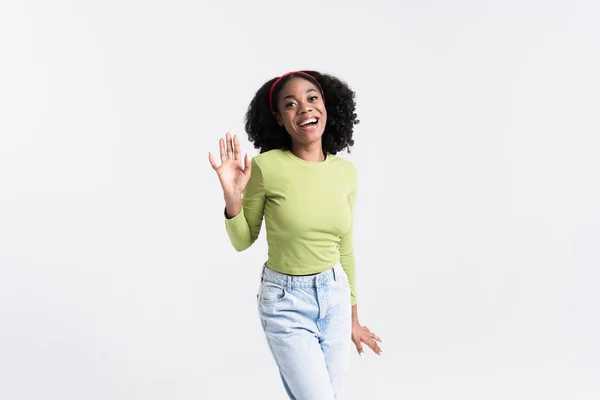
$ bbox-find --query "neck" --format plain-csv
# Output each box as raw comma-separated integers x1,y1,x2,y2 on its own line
290,141,325,162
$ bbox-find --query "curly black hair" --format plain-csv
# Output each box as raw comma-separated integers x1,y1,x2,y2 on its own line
244,70,359,155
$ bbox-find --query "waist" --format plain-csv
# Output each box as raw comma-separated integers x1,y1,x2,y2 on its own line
261,262,344,288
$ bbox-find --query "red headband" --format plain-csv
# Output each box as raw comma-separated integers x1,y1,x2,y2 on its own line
268,71,324,117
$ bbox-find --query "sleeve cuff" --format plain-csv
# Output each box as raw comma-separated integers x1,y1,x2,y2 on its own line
224,207,247,231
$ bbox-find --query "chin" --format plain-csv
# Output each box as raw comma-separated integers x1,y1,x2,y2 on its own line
302,131,325,142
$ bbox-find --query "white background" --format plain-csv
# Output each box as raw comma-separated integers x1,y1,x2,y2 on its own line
1,0,599,399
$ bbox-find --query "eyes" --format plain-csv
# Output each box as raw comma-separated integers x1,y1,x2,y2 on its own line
284,95,320,109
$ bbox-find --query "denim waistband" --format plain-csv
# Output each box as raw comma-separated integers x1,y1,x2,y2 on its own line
261,262,344,288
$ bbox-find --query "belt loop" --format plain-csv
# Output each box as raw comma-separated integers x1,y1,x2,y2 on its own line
332,265,337,281
287,275,292,290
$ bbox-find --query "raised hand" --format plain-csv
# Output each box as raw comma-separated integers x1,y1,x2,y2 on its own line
208,133,252,213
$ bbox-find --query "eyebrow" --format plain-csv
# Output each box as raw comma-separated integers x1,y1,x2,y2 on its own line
281,88,319,101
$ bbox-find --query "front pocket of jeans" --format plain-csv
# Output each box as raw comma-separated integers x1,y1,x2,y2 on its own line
336,267,349,285
259,281,287,303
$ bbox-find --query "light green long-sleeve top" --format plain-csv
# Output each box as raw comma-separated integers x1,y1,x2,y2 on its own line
225,148,358,305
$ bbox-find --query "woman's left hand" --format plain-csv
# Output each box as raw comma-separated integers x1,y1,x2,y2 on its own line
351,323,384,356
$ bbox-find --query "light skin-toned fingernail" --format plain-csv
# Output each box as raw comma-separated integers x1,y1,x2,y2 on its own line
360,352,364,358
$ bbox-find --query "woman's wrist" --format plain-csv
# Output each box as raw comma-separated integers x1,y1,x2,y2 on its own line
224,193,242,218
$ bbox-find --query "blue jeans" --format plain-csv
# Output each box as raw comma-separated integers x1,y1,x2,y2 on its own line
257,262,352,400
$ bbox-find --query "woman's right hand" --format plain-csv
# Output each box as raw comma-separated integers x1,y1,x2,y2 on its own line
208,132,252,201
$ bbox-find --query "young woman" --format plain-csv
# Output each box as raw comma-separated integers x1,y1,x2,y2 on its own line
208,70,383,399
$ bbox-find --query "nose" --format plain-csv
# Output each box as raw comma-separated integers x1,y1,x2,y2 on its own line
299,101,313,114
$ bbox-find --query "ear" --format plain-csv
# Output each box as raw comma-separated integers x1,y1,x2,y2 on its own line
275,112,283,126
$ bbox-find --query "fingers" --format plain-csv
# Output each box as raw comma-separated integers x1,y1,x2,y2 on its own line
244,153,251,173
219,138,226,163
213,134,248,176
225,132,233,161
233,134,242,162
365,336,383,355
208,152,218,171
353,338,364,357
217,133,240,165
364,326,384,343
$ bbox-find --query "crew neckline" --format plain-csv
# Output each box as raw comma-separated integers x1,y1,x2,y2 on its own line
284,149,333,166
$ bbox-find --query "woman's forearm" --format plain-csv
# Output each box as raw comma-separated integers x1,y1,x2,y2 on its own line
351,304,360,326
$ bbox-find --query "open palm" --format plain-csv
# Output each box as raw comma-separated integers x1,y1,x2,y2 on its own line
208,132,251,198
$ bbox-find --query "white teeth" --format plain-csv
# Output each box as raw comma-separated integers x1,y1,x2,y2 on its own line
299,118,317,126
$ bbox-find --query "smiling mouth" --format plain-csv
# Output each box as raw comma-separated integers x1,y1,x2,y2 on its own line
298,117,319,128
